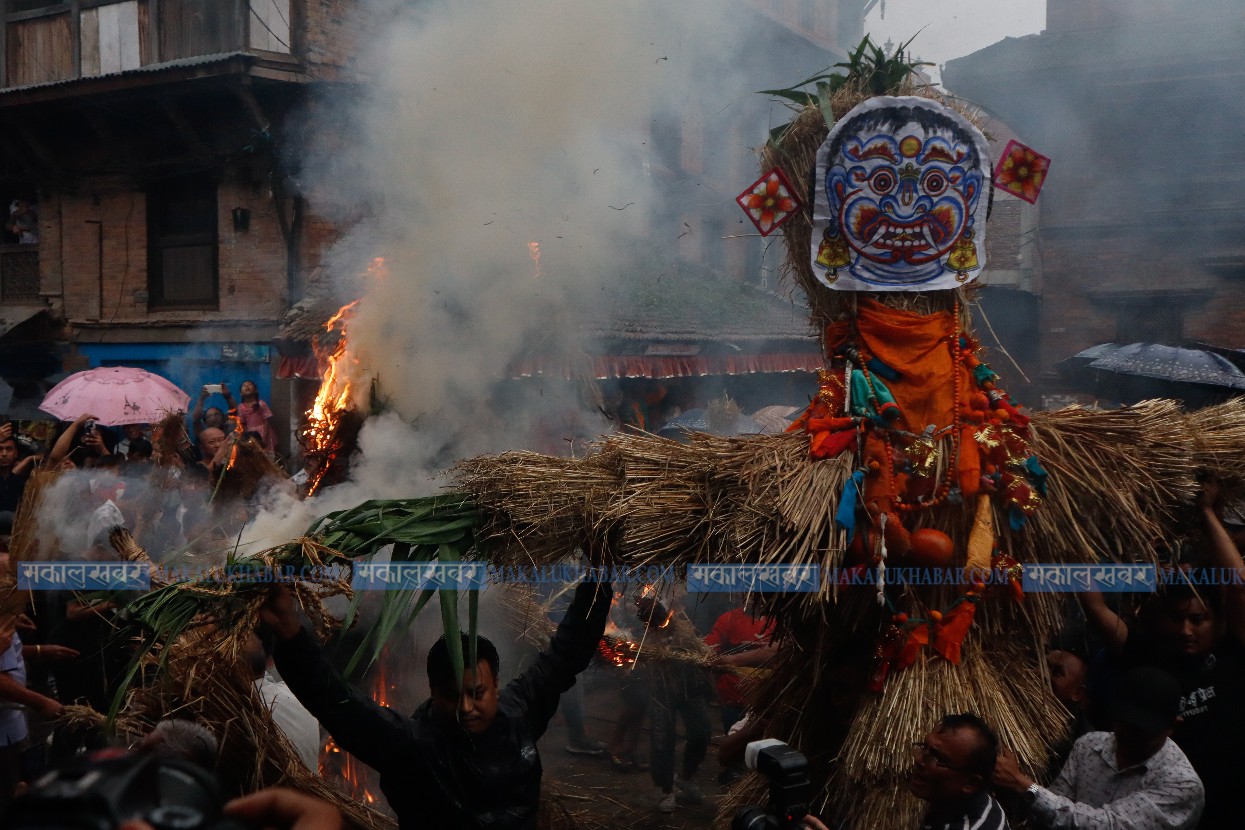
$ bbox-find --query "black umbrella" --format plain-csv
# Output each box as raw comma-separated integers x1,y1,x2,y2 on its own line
1054,343,1120,386
1085,342,1245,407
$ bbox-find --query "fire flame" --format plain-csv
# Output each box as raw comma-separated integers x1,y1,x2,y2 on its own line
302,297,360,495
319,656,397,809
597,634,640,667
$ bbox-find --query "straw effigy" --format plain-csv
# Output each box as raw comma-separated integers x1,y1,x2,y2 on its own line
449,399,1245,827
445,76,1245,826
89,67,1245,830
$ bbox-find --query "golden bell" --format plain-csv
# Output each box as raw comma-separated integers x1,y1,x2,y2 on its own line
816,232,851,269
946,229,979,278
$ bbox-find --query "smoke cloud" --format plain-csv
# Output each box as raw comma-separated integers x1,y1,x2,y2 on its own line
247,0,813,540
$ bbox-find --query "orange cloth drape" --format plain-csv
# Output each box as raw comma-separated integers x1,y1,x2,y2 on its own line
825,298,980,508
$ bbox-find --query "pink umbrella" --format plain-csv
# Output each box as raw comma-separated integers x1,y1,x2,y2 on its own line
40,366,190,426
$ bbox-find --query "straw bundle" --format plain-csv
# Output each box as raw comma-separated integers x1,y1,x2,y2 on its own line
457,399,1231,577
8,468,59,563
1017,401,1198,567
125,629,393,830
453,446,624,560
1187,398,1245,482
215,434,290,502
152,410,193,467
105,528,388,829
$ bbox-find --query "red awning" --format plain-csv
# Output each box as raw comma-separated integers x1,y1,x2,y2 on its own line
510,353,823,380
277,355,322,380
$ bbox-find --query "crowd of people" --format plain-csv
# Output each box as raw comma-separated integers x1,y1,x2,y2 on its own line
0,380,337,826
1,377,1244,830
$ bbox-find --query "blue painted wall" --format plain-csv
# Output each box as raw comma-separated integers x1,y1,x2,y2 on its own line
75,343,274,418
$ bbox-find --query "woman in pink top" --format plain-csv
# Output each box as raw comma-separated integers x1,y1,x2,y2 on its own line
236,379,277,454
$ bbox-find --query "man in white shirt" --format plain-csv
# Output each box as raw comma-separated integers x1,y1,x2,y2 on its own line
993,666,1204,830
246,626,321,771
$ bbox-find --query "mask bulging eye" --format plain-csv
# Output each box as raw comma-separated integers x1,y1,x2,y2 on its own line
922,170,948,196
868,169,896,195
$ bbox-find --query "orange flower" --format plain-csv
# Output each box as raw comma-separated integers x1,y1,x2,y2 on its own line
994,140,1050,204
736,168,802,236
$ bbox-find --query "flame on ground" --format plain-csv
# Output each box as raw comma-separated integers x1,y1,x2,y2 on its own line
319,655,398,809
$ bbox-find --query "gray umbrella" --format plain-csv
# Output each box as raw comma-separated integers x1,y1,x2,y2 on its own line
1085,343,1245,406
1089,343,1245,387
1055,343,1120,385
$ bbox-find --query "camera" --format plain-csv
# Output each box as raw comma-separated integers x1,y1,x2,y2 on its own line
732,739,810,830
83,419,97,436
6,749,246,830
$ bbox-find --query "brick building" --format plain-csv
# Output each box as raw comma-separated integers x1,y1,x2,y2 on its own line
0,0,875,449
0,0,361,450
944,0,1245,400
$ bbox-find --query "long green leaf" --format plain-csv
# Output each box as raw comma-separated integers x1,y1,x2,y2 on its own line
438,542,463,694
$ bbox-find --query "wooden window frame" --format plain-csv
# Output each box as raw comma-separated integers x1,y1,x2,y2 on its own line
147,176,220,311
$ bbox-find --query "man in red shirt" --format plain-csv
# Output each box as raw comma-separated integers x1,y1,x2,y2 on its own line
704,605,776,734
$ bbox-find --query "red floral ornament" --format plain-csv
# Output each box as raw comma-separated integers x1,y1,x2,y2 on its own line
736,167,801,236
993,139,1051,204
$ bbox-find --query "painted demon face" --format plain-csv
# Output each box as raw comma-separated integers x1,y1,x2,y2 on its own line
810,97,990,291
830,133,979,274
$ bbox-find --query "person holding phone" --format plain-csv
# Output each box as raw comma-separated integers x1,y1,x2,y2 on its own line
191,382,237,437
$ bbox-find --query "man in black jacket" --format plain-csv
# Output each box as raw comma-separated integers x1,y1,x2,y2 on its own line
261,571,612,830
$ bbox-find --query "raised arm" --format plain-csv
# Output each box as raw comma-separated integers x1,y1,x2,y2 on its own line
503,569,612,738
1199,480,1245,644
47,413,95,466
261,586,412,770
1077,590,1129,656
191,389,208,433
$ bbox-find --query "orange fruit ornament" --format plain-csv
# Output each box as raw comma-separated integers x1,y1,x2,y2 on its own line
908,528,955,568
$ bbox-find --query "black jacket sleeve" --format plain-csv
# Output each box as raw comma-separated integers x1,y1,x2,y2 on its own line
272,628,413,771
502,575,612,739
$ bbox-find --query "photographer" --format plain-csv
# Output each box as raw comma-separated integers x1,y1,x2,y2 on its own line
804,714,1010,830
192,384,238,438
0,423,35,515
47,413,112,469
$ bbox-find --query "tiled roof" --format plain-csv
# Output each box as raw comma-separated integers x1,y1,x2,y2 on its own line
278,262,817,347
0,52,257,96
566,261,816,344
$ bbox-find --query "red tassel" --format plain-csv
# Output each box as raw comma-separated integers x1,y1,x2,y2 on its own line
932,601,978,664
810,429,857,459
989,392,1030,426
895,626,929,670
